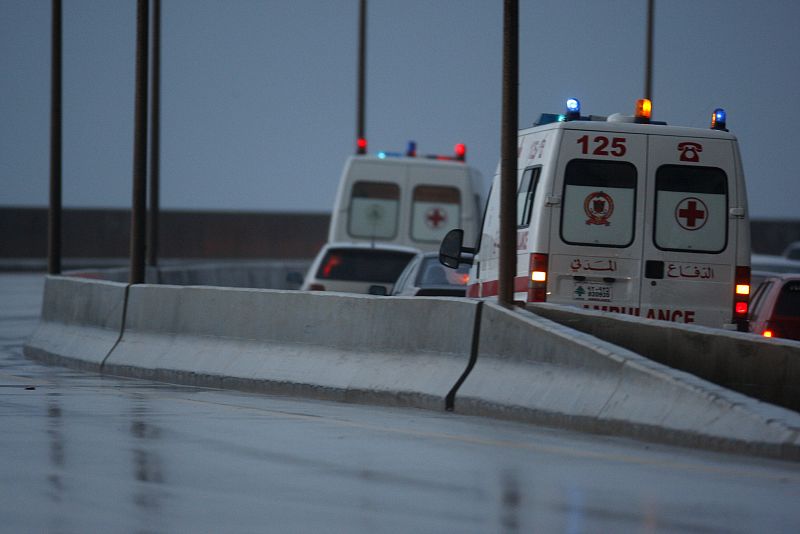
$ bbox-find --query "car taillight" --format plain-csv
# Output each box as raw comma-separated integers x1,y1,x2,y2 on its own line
732,265,750,331
528,253,548,302
763,329,774,338
309,283,325,291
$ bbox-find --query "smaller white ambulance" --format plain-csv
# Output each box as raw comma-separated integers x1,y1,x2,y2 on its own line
328,142,484,253
441,99,751,330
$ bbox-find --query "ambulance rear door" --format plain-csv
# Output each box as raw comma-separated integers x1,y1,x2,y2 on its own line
639,134,737,327
548,128,648,314
407,163,471,252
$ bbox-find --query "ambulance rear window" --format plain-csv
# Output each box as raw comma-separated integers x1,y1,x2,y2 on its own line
560,159,637,247
348,181,400,239
411,185,461,243
654,165,728,253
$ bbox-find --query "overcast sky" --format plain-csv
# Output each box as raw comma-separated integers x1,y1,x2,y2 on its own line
2,0,799,219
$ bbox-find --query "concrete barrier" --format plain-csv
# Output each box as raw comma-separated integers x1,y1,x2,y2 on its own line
67,260,311,289
102,285,478,410
452,302,800,460
23,276,800,461
528,303,800,413
23,276,128,371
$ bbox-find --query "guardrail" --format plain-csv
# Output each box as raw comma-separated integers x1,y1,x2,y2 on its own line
24,275,800,461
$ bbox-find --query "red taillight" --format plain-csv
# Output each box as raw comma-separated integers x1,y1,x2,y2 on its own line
732,265,750,331
322,255,341,278
528,253,548,302
763,330,774,338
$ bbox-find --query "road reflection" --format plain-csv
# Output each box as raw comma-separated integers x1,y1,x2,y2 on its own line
130,397,165,512
500,469,520,532
46,393,65,503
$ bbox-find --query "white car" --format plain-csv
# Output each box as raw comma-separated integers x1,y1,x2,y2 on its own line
391,252,470,297
301,242,420,295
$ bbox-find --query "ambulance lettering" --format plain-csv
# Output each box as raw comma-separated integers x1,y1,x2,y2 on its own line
527,138,547,160
569,258,618,272
666,262,715,279
583,305,696,323
577,135,627,157
584,305,640,316
645,308,696,324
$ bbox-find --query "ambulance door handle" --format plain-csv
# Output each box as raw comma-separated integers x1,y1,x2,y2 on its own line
645,260,664,279
573,275,586,282
603,277,616,284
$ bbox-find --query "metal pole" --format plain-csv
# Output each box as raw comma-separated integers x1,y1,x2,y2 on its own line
355,0,367,154
48,0,62,275
147,0,161,267
130,0,149,284
498,0,518,308
644,0,654,100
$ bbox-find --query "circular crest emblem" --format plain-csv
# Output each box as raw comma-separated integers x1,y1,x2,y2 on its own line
584,191,614,226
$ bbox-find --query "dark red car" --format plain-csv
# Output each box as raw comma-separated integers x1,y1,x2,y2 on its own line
749,273,800,341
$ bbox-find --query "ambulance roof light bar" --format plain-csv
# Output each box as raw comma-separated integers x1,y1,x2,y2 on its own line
635,98,652,123
454,143,466,161
374,141,466,162
711,108,728,131
565,98,581,121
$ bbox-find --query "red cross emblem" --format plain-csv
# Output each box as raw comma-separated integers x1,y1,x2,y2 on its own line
675,197,708,231
425,207,447,229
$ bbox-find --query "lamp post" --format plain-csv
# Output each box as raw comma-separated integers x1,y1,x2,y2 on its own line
48,0,62,275
355,0,367,154
498,0,519,308
147,0,161,267
129,0,149,284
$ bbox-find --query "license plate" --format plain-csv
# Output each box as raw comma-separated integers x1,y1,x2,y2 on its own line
574,282,612,302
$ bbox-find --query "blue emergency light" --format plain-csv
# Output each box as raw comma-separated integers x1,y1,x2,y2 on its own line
565,98,581,121
711,108,727,131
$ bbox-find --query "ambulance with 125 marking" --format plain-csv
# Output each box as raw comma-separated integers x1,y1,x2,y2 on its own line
441,99,751,330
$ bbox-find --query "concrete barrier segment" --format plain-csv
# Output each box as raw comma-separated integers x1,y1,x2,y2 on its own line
102,285,478,410
23,275,129,371
65,260,312,289
528,302,800,413
452,302,800,461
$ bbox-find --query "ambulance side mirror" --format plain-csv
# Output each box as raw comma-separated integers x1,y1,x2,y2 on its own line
439,229,475,269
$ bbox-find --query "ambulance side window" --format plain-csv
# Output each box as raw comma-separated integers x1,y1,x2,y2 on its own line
560,159,637,247
653,165,728,253
348,181,400,239
411,185,461,243
517,167,541,228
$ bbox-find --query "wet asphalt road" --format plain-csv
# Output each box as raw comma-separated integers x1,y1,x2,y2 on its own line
2,273,800,533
